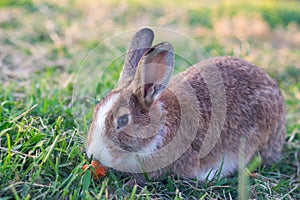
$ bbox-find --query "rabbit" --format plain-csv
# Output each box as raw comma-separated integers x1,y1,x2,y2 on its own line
85,28,286,183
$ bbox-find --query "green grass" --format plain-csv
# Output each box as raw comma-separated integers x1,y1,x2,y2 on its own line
0,0,32,8
188,0,300,28
1,0,300,199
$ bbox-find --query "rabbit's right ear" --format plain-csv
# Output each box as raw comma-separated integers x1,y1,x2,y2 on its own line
133,42,174,109
117,28,154,88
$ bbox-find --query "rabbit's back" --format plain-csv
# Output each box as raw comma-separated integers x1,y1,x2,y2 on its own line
168,56,285,179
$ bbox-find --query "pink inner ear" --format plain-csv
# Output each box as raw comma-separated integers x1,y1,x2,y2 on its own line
144,50,169,66
144,83,154,98
143,63,170,85
143,83,164,105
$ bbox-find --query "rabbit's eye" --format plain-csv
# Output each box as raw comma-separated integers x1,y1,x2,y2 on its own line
117,114,129,128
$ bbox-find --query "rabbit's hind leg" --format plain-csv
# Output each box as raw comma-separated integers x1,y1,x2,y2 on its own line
259,115,286,165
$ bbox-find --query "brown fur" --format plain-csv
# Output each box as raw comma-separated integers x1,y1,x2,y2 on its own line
167,56,285,179
86,28,286,183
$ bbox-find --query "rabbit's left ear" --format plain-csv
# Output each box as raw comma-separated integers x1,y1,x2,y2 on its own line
133,42,174,109
117,28,154,88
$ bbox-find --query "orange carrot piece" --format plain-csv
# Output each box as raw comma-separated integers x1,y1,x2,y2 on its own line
82,160,108,180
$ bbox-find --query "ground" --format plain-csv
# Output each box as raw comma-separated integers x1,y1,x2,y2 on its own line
0,0,299,199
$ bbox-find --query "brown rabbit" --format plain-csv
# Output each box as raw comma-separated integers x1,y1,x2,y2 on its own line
86,28,286,182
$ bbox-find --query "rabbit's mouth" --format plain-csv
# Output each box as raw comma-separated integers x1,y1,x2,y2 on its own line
86,126,118,168
90,157,108,168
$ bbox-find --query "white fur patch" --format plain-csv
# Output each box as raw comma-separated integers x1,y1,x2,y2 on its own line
86,93,120,166
195,155,238,181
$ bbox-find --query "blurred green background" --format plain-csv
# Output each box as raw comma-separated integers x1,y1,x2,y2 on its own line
0,0,299,199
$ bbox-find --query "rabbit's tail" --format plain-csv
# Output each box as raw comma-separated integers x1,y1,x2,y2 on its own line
259,114,286,165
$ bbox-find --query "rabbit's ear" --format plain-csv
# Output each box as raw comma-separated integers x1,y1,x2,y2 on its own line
134,42,174,109
117,28,154,88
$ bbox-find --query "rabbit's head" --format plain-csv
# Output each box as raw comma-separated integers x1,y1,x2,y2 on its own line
86,28,175,171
